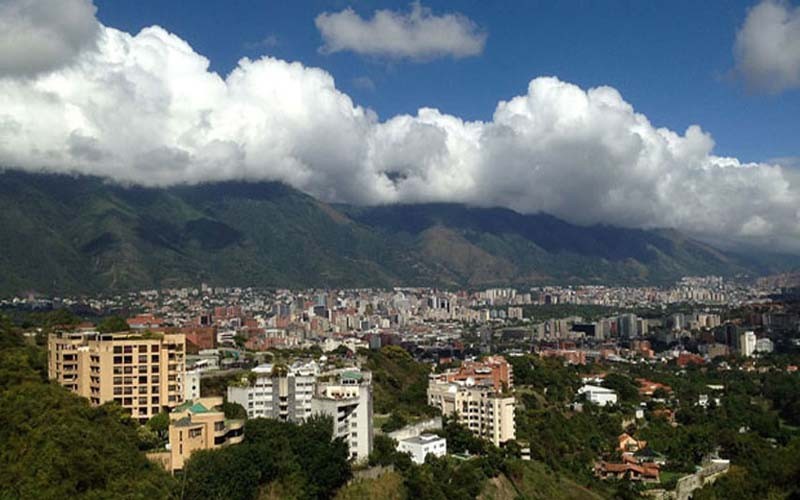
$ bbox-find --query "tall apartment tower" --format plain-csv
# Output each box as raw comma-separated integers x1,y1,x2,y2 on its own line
48,331,187,421
227,361,319,421
311,371,374,462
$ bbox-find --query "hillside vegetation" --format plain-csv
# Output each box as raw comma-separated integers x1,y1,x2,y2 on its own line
2,170,795,295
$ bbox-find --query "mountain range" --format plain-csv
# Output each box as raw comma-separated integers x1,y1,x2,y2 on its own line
0,170,796,296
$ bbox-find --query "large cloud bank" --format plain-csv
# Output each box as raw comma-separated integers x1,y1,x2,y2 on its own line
0,4,798,252
315,2,486,60
0,0,100,77
735,0,800,93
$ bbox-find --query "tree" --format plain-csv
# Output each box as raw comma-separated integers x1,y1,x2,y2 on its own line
381,412,407,433
97,315,129,333
221,401,248,420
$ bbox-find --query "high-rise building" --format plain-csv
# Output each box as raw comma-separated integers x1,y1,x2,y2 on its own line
427,378,515,447
311,372,373,461
227,361,319,420
617,314,638,339
48,331,186,421
739,331,757,357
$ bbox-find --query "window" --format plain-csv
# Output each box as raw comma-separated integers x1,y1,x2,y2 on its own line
138,355,148,363
113,356,123,364
189,428,202,438
139,376,148,384
113,346,123,354
139,345,148,353
123,356,132,364
123,346,133,354
151,345,159,352
151,355,159,363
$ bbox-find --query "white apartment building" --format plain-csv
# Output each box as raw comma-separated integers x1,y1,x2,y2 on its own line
311,372,373,461
227,361,319,421
397,434,447,464
577,384,618,407
427,378,515,447
184,369,201,402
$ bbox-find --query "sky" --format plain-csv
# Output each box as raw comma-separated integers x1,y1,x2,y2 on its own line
0,0,799,252
91,0,799,164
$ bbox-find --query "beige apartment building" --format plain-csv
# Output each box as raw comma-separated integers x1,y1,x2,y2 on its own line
156,397,244,472
427,378,516,447
48,331,187,421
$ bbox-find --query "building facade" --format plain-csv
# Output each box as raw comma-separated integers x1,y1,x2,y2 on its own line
48,331,187,421
397,434,447,464
427,378,515,447
227,361,318,420
311,372,373,461
150,397,244,472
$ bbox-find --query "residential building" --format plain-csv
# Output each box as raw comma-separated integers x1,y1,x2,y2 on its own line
227,361,319,420
157,397,244,472
443,355,513,391
397,434,447,464
427,378,515,447
311,372,373,461
48,330,186,421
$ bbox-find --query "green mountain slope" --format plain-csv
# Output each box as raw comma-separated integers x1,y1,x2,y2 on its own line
0,170,795,295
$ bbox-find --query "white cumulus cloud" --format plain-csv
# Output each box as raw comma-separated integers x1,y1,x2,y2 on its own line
0,4,798,252
735,0,800,93
0,0,100,77
315,2,486,60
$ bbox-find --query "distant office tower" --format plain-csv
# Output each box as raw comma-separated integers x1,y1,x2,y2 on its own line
739,331,757,357
618,314,638,339
48,331,187,422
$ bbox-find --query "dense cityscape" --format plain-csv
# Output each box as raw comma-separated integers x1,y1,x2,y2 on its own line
3,275,800,498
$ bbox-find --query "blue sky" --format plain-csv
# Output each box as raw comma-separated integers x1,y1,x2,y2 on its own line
94,0,798,164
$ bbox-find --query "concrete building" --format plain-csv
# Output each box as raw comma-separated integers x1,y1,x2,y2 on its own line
311,372,373,461
227,361,319,420
427,378,516,447
184,369,201,402
617,314,638,339
442,355,513,391
755,337,774,354
48,330,186,421
151,397,244,472
740,331,757,357
577,384,618,407
397,434,447,464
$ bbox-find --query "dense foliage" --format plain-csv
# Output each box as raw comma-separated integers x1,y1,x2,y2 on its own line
0,315,177,498
362,346,438,422
2,171,783,296
182,416,351,500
